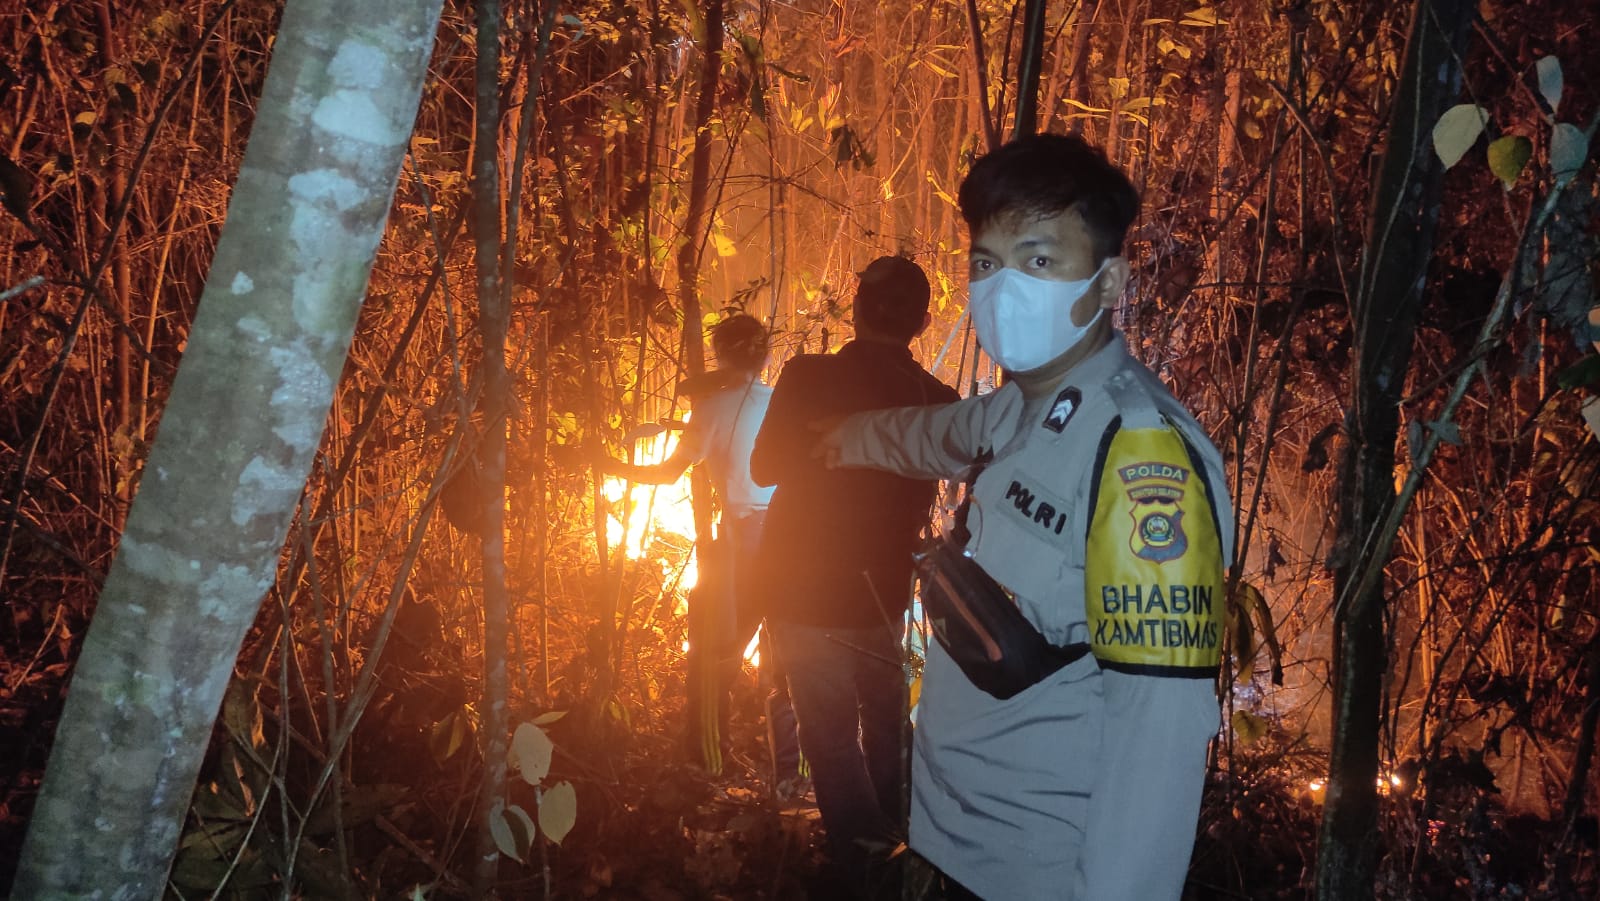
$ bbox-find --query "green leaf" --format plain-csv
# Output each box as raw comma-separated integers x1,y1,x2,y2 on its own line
1229,583,1257,676
538,782,578,845
505,803,537,860
512,722,554,785
1432,104,1488,169
1061,98,1111,115
221,679,263,749
489,802,526,863
144,10,184,41
1121,97,1166,113
531,709,568,726
1157,36,1191,58
1245,582,1285,686
606,697,632,726
1550,122,1589,187
1555,354,1600,390
1232,709,1270,746
1180,6,1226,26
430,709,469,764
1536,55,1562,116
1487,135,1531,188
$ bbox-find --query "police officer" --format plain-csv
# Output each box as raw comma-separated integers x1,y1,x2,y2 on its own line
819,134,1233,900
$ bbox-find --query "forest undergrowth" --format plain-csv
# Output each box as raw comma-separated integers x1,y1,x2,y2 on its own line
3,0,1599,897
6,614,1594,899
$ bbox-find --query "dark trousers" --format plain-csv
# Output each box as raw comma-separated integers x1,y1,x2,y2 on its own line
768,618,907,882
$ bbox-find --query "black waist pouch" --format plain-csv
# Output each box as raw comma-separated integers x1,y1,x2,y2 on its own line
913,536,1091,700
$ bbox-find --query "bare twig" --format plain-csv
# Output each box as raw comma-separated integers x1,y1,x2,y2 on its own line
0,275,44,302
1333,106,1600,630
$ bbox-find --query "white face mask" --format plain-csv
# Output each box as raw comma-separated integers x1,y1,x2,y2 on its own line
969,262,1109,372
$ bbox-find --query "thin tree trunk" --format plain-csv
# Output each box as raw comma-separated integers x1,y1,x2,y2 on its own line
674,0,724,766
1316,2,1473,898
470,0,511,894
963,0,1000,152
675,0,723,384
504,0,559,705
1554,635,1600,893
1060,0,1097,139
95,0,134,497
11,0,444,894
536,315,551,701
1012,0,1048,138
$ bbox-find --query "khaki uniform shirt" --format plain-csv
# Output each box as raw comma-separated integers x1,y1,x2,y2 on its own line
834,335,1234,900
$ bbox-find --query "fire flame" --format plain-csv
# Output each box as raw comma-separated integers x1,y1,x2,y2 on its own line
602,432,699,591
600,430,762,664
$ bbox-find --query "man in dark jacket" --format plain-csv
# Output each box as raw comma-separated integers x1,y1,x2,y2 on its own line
751,255,959,894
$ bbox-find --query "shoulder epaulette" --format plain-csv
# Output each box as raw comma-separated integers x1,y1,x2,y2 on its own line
1102,368,1164,430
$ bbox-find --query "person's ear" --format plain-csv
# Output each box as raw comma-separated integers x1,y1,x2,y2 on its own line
1097,257,1130,308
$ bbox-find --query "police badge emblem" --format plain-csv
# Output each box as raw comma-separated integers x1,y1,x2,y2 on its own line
1132,505,1187,562
1086,424,1227,675
1117,460,1191,563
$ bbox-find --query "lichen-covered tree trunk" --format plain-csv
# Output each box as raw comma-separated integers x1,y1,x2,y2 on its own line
11,1,444,896
469,0,512,894
1316,1,1473,898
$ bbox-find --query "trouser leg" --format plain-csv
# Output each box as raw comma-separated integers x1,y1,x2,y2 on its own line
686,539,736,773
729,513,801,786
761,626,803,785
770,622,895,879
854,624,907,831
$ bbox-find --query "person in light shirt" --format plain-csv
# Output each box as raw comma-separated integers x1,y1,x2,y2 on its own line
603,313,800,791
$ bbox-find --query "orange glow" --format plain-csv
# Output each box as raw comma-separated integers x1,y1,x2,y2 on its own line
603,432,699,591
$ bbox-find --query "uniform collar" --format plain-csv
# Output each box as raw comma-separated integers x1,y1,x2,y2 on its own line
1009,332,1129,401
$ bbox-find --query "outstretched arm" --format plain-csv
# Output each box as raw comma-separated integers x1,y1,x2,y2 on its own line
601,419,707,485
600,443,694,485
820,390,999,480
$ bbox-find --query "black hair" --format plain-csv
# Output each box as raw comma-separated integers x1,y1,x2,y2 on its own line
854,255,931,342
710,313,769,371
957,133,1139,261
